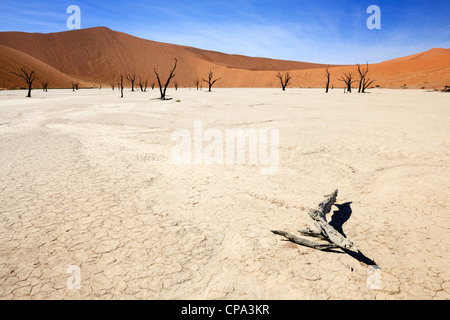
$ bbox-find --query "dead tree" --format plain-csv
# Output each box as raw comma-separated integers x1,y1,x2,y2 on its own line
272,190,378,266
174,81,178,90
71,81,79,91
443,86,450,93
338,72,356,93
357,63,375,93
325,66,331,93
151,82,155,90
361,76,376,93
154,58,178,100
111,83,115,90
71,82,78,91
193,78,200,90
120,74,124,98
272,190,357,252
42,81,48,92
138,78,145,92
357,63,368,93
276,72,292,91
144,80,148,92
356,63,375,93
126,73,136,92
12,67,36,97
202,69,221,92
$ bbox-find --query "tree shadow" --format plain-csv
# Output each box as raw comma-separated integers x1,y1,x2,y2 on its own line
329,202,378,266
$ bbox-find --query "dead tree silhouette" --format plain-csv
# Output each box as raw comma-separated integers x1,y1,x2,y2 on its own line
325,66,331,93
202,69,221,92
126,73,136,92
71,81,79,91
361,77,376,93
12,66,36,97
339,72,357,93
120,74,124,98
42,81,48,92
154,58,178,100
193,78,200,90
357,63,376,93
276,72,292,91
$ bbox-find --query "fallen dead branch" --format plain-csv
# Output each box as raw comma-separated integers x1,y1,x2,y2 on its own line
272,190,358,252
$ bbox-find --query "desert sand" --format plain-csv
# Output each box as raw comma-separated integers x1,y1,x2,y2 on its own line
1,27,449,89
0,88,449,300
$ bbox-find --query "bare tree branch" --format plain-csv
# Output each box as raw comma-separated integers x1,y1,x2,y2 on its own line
154,58,177,100
338,72,357,93
202,69,221,92
357,63,376,93
193,78,200,90
276,72,292,91
42,80,48,92
272,190,359,253
11,66,36,97
126,73,136,92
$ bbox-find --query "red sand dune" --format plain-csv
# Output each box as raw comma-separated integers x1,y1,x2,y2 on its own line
0,44,89,89
0,27,449,89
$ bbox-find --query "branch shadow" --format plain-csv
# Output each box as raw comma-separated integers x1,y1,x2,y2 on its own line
329,202,353,237
328,202,378,266
343,249,377,266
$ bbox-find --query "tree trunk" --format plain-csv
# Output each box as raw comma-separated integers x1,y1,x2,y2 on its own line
120,74,124,98
325,66,331,93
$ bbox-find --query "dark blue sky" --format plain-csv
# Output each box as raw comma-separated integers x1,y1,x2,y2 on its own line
1,0,449,64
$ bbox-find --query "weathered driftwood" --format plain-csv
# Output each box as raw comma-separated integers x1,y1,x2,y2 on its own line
298,228,327,240
272,189,358,252
271,230,338,250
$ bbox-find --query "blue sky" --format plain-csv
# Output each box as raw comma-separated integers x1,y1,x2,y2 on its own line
1,0,449,64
